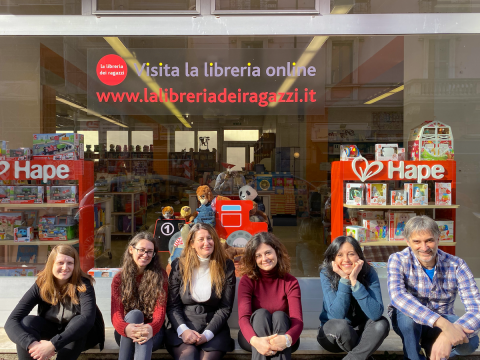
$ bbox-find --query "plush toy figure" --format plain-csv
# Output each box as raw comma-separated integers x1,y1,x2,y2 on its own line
191,185,230,226
161,206,174,219
239,185,258,201
249,201,268,223
222,241,246,277
180,206,195,222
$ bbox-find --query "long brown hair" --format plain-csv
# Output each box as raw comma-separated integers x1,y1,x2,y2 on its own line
179,223,228,298
239,232,291,280
120,232,166,321
36,245,94,306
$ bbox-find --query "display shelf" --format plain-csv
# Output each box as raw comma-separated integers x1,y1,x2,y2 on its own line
0,239,80,246
0,203,78,209
361,241,456,247
344,204,459,209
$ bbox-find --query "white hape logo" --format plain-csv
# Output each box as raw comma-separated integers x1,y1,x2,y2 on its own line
0,161,10,176
351,157,384,183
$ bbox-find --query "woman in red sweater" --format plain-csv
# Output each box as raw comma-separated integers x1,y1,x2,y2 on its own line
111,231,168,360
238,232,303,360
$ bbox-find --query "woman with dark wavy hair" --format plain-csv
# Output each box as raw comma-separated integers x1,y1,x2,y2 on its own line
317,236,389,360
166,223,236,360
111,231,168,360
237,232,303,360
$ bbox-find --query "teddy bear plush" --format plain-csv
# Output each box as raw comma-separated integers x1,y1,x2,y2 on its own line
249,201,268,223
161,206,174,219
180,206,196,223
222,241,246,277
192,185,230,226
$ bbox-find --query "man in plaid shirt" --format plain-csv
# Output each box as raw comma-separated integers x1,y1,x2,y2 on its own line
388,215,480,360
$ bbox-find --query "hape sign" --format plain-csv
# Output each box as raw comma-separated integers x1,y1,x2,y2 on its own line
88,48,326,116
0,161,81,182
350,157,446,184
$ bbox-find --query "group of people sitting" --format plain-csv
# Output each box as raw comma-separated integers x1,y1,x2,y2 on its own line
4,215,480,360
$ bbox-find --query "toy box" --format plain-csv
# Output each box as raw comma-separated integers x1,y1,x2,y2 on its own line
0,140,8,160
375,144,398,161
0,186,10,204
256,175,273,192
38,224,78,240
340,145,361,161
38,215,56,226
32,133,84,160
346,225,369,243
390,190,408,206
0,212,23,240
87,268,121,278
363,219,388,241
8,148,31,161
388,212,416,241
46,186,78,204
366,183,387,205
346,183,364,205
56,215,76,226
9,186,44,204
398,148,406,161
14,227,33,242
436,220,454,242
358,210,384,222
435,183,452,205
0,267,36,276
405,183,428,205
408,121,454,161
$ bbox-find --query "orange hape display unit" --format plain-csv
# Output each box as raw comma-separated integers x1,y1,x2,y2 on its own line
331,160,456,255
215,200,268,247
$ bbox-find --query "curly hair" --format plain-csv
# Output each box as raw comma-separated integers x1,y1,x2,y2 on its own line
120,232,167,321
320,236,371,291
179,223,228,298
239,232,290,280
36,245,93,306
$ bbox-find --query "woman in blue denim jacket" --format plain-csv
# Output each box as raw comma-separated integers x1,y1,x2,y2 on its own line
317,236,389,360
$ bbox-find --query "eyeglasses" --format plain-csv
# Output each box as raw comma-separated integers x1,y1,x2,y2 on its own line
133,247,156,257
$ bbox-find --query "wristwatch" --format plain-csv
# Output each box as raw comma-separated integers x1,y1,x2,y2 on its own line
284,335,291,348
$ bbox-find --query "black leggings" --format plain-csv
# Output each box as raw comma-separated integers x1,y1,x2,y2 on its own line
168,342,225,360
16,315,98,360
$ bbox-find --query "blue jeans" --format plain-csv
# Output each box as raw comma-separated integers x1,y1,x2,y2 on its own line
391,307,479,360
114,309,165,360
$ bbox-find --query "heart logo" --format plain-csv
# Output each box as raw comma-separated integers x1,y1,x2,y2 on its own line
352,157,384,182
0,161,10,176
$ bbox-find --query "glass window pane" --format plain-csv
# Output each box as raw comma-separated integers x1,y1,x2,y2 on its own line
107,131,128,148
224,130,259,141
226,147,245,170
97,0,196,11
198,131,217,151
215,0,315,10
330,0,480,14
77,131,99,151
175,131,194,152
132,131,153,148
0,0,81,15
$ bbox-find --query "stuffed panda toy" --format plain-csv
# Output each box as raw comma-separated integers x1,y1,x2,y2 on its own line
239,185,258,201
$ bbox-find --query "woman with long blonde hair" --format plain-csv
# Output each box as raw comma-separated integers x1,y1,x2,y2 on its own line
166,223,236,360
111,231,168,360
5,245,105,360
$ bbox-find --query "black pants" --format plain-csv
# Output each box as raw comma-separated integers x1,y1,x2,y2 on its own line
238,308,300,360
317,317,390,360
16,315,97,360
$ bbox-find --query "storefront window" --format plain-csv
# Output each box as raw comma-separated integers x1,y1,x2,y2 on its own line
0,0,81,14
215,0,316,11
330,0,480,14
0,34,479,277
96,0,196,11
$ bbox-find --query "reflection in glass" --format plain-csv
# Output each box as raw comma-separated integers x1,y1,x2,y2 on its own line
97,0,196,11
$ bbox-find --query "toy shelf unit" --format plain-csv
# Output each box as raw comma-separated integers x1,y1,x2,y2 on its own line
0,160,94,274
93,196,113,260
98,191,147,237
331,160,456,253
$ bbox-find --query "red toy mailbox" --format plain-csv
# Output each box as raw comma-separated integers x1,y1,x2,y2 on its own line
215,200,267,247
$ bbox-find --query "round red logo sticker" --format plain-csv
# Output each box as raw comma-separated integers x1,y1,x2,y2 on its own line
96,54,127,86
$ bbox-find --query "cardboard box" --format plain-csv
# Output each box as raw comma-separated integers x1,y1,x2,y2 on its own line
340,145,361,161
435,183,452,205
32,133,84,160
358,210,385,222
8,148,31,161
346,225,369,243
256,175,273,192
436,220,454,242
375,144,398,161
9,186,44,204
388,212,416,241
14,227,33,242
398,148,406,161
363,219,388,241
346,183,364,205
87,268,121,278
0,267,36,276
405,183,428,205
366,183,387,206
0,212,24,240
408,121,454,161
0,140,9,160
38,224,78,240
0,186,10,204
390,190,408,206
46,186,78,204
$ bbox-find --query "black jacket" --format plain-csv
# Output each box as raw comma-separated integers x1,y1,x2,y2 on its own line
5,277,105,351
166,258,236,352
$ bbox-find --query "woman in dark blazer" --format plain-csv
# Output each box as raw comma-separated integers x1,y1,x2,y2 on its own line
166,223,236,360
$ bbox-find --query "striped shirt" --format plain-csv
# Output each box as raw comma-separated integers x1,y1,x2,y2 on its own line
388,247,480,336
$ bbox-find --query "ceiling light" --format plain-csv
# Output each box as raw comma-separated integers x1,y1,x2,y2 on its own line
364,85,404,105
